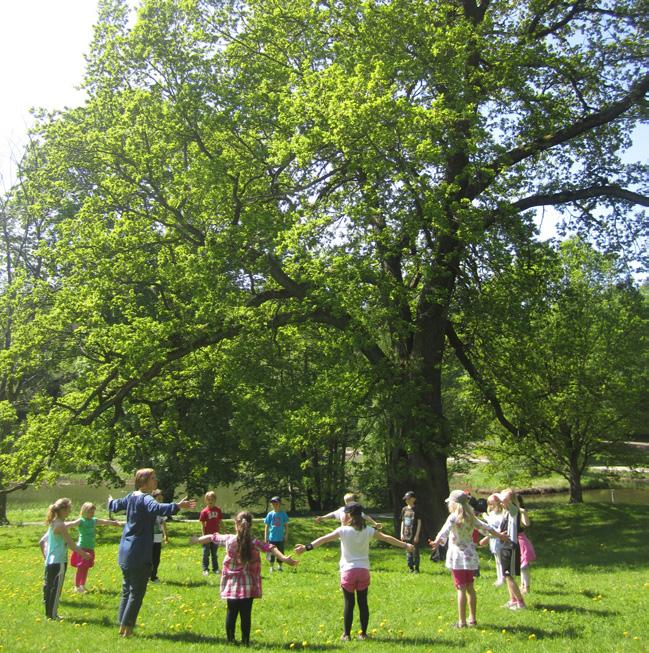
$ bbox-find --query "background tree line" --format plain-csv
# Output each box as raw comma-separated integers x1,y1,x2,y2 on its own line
0,0,647,530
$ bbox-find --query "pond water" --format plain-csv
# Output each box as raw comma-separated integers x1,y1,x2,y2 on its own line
522,487,649,506
6,482,648,522
5,481,263,521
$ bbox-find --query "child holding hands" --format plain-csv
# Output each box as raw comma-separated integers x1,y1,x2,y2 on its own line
41,498,90,619
190,511,297,645
429,490,509,628
479,493,506,586
496,488,527,609
66,501,122,592
296,502,413,641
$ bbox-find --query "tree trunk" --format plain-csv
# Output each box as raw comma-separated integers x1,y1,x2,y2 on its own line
568,464,583,503
0,489,8,525
387,285,453,539
389,443,449,541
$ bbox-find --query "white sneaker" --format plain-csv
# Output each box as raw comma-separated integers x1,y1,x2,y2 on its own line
202,570,209,576
494,579,504,587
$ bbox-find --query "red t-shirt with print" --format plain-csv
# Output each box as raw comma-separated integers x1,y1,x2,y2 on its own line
199,506,223,534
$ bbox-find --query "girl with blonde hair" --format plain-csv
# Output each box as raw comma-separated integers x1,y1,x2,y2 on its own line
430,490,509,628
41,498,89,619
479,494,506,586
66,501,122,592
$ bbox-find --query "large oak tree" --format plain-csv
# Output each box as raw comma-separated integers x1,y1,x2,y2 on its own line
1,0,646,532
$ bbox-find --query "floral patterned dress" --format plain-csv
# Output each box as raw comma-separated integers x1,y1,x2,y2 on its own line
434,514,491,571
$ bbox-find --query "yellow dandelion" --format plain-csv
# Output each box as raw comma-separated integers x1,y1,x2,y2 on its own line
502,629,507,634
529,633,537,640
302,641,309,648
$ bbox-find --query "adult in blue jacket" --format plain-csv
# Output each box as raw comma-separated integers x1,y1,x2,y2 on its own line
108,468,195,638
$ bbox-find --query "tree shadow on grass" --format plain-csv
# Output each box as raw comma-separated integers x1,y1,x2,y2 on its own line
532,602,619,617
154,579,206,589
364,636,461,647
84,587,120,596
478,622,582,640
61,615,114,628
141,631,340,649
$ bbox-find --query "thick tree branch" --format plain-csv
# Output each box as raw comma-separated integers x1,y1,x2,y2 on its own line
471,73,649,198
513,184,649,210
446,321,524,438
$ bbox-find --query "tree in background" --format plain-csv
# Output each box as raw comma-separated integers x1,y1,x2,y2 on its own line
0,0,646,531
454,238,647,502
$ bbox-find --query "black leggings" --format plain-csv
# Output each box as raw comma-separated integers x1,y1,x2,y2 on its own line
343,588,369,637
226,597,254,644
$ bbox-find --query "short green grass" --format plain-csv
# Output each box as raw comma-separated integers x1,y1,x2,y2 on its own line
1,503,647,653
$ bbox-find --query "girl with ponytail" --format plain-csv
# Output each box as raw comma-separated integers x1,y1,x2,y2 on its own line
191,510,297,645
295,502,413,641
40,498,89,619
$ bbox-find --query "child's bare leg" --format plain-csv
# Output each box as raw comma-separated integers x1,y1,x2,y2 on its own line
521,566,531,593
456,587,467,625
466,584,477,624
505,576,524,605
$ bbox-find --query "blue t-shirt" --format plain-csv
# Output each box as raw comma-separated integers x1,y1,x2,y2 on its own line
109,491,178,568
264,510,289,542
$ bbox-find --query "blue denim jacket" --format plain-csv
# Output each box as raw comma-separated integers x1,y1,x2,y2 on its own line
109,491,178,568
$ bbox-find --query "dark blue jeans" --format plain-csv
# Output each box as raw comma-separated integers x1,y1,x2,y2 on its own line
202,542,219,572
118,563,151,627
407,544,420,571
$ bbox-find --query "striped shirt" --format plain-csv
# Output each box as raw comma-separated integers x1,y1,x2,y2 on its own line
210,533,273,599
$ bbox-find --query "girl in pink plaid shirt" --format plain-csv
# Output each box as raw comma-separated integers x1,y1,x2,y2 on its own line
191,511,297,645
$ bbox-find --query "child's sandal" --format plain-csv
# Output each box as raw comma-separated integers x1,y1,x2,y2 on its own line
467,620,477,627
452,622,467,628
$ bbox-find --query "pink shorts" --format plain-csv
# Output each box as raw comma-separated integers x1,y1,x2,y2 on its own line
451,569,476,589
518,533,536,567
340,568,371,592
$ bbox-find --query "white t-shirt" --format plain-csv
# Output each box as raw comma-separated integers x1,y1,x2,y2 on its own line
334,525,375,571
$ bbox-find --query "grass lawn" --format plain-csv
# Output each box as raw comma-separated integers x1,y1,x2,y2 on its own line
0,503,647,652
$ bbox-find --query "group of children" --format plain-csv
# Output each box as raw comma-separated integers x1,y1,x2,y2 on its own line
39,477,536,644
430,487,537,628
40,499,122,618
